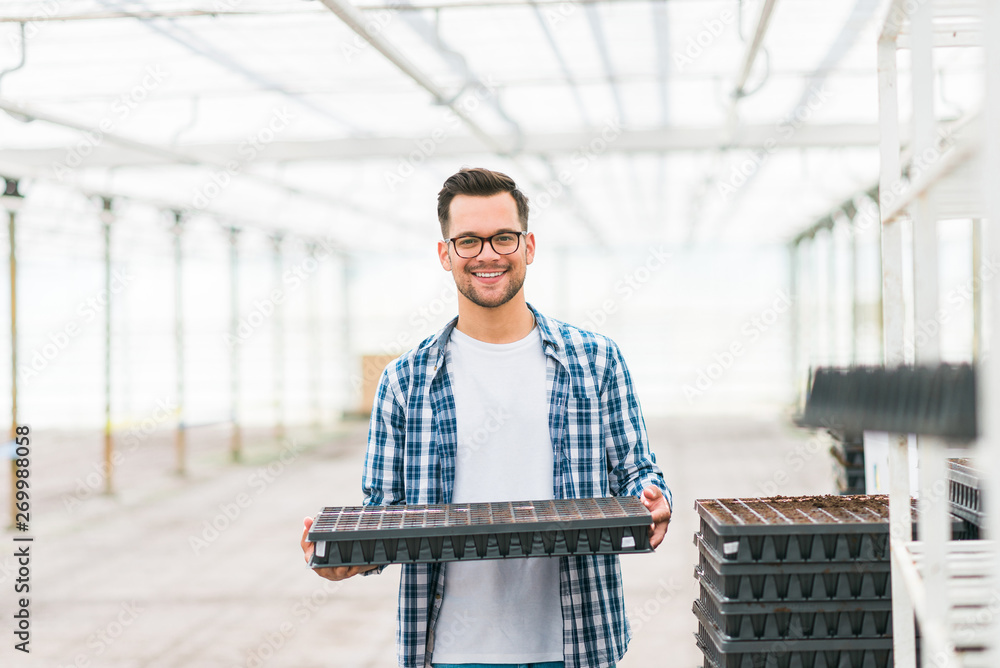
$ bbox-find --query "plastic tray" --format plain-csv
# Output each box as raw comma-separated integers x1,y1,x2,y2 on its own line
697,576,894,615
696,581,892,641
695,537,891,602
948,459,983,528
695,496,891,564
797,363,976,441
696,606,893,668
307,496,652,567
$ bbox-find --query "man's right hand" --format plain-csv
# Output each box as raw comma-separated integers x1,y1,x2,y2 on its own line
301,516,380,581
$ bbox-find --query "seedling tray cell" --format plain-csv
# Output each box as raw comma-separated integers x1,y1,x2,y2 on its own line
695,496,892,564
307,496,652,567
696,606,893,668
696,582,892,641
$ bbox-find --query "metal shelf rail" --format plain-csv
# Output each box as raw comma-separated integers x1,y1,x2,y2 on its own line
877,1,999,667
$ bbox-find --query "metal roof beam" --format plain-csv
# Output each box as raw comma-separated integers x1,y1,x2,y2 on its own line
318,0,609,245
0,123,882,168
585,4,628,125
529,0,592,126
0,97,419,235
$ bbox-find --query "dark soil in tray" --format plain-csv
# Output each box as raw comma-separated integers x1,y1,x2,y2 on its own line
701,495,889,526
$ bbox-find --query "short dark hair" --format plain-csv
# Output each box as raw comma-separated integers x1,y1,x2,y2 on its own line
437,167,529,238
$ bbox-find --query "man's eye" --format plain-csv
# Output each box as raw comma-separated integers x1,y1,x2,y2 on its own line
495,234,516,244
456,238,478,247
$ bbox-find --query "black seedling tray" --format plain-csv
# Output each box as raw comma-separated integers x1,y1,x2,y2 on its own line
696,581,892,641
695,497,891,564
696,614,893,668
948,459,983,528
698,576,894,615
307,496,652,567
797,363,976,441
696,537,891,602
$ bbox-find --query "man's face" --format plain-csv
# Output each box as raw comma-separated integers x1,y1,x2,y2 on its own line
437,192,535,309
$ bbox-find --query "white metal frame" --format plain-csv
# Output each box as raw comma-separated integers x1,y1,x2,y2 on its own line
877,1,998,667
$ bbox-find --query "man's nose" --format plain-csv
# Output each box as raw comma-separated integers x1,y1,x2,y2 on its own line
477,240,502,260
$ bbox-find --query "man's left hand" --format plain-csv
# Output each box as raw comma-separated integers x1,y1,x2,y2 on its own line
641,486,671,549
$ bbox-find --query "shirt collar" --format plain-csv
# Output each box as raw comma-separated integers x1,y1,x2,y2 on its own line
421,302,566,371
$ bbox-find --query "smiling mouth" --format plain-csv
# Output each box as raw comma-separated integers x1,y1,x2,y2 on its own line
472,270,505,278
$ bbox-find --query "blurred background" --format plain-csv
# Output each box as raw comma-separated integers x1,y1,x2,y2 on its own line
0,0,991,666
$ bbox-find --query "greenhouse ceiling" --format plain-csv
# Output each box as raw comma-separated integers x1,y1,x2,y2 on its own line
0,0,932,252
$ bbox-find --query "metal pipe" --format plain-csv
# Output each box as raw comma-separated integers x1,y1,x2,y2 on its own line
732,0,778,100
173,212,186,475
272,234,285,444
5,178,21,528
228,227,242,462
341,254,353,414
788,242,800,407
973,218,982,361
308,243,322,434
101,197,114,494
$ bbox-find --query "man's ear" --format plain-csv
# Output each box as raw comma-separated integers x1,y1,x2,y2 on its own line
437,240,452,271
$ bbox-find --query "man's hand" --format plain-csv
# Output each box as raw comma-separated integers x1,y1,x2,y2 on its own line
301,516,380,581
640,486,671,549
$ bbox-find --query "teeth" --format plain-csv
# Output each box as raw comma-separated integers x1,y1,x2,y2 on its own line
474,271,503,278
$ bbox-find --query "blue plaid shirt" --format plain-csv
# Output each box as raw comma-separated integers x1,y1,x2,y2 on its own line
362,304,669,668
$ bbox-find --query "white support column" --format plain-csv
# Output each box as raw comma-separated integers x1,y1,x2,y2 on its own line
909,4,952,665
980,0,1000,664
878,30,917,667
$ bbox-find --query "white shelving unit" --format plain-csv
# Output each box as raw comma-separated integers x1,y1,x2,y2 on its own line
877,1,999,667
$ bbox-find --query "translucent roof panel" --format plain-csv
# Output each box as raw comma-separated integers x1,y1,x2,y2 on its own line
0,0,917,250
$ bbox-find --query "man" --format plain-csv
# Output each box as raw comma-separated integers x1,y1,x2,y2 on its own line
301,167,671,668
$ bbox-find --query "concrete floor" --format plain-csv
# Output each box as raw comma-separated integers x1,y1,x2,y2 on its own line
0,414,836,668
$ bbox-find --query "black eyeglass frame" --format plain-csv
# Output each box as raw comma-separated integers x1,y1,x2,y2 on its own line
444,231,528,258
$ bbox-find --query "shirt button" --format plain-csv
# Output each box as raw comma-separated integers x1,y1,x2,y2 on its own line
434,594,442,600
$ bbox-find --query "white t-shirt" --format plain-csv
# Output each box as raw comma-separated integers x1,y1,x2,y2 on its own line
431,325,563,664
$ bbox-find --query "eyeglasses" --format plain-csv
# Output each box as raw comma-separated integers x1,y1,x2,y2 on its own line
445,231,527,259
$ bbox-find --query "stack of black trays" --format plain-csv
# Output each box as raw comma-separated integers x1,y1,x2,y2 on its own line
947,459,983,539
693,496,894,668
830,431,866,496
